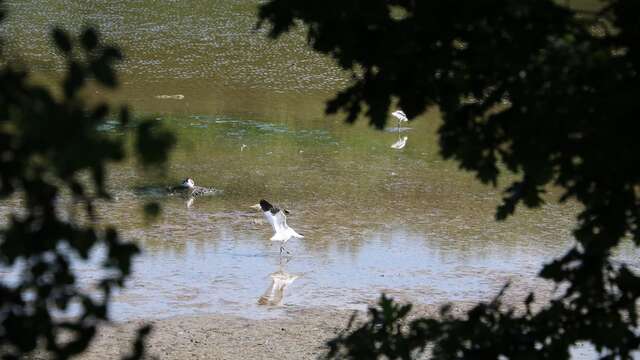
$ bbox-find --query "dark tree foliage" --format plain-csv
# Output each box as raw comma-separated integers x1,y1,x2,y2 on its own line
0,4,175,359
258,0,640,358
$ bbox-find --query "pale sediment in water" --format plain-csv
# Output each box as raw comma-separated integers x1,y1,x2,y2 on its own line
155,94,185,100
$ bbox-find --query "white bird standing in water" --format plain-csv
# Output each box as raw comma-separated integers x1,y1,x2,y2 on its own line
392,110,408,134
167,178,221,209
392,109,408,126
391,110,409,149
251,199,303,254
179,178,221,197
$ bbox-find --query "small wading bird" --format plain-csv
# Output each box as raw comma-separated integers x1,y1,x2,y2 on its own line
392,109,408,130
168,178,221,197
251,199,303,255
391,110,409,149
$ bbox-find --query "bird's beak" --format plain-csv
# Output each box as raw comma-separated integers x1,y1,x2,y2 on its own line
250,204,261,210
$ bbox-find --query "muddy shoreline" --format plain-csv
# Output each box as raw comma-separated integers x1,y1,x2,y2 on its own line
79,300,499,360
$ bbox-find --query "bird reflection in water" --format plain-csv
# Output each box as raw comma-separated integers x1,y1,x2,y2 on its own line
258,259,298,306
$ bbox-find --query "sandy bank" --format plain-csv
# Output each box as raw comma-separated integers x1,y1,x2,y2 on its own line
82,304,462,360
80,282,551,359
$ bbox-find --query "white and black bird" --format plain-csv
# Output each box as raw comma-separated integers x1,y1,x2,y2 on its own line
169,178,221,198
251,199,303,254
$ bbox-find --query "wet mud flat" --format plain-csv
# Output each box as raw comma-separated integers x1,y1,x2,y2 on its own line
79,302,597,360
76,286,550,360
79,304,448,360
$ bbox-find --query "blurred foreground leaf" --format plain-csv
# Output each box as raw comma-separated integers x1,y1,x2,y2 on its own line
0,14,173,360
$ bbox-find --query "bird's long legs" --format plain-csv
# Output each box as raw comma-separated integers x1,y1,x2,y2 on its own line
279,245,291,256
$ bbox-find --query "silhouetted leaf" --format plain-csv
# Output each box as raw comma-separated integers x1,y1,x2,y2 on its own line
135,120,176,166
122,325,153,360
0,18,173,359
119,106,130,127
143,202,161,219
64,60,85,98
52,27,72,54
80,27,98,51
91,103,109,120
90,60,117,88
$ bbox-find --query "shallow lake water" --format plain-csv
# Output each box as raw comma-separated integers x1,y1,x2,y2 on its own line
1,5,638,357
82,108,594,321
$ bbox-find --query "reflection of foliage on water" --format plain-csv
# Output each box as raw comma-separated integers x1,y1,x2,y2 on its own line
0,7,174,359
260,0,640,358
